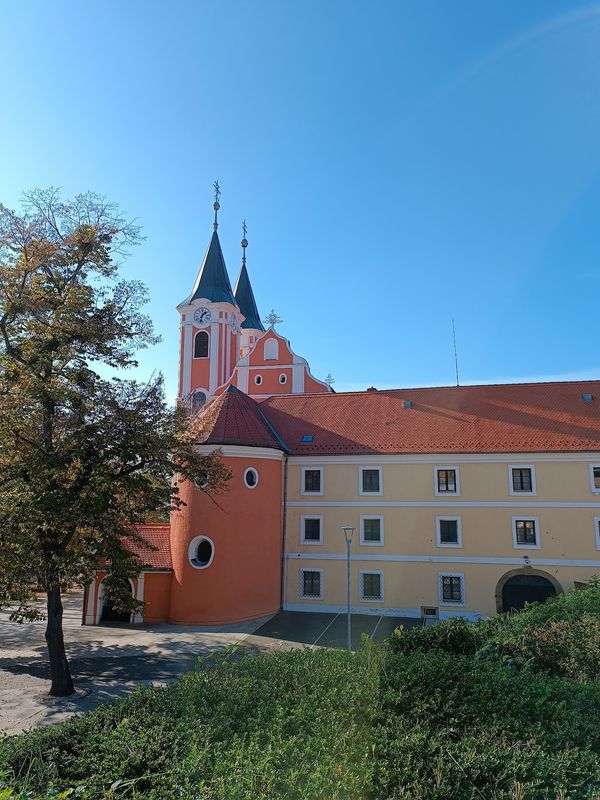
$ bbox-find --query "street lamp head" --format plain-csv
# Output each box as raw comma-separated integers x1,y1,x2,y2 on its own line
342,525,355,544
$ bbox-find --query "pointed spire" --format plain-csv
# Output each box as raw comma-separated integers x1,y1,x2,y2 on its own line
189,184,235,304
233,220,265,331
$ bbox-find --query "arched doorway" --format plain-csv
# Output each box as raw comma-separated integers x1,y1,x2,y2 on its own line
99,578,134,623
497,571,559,613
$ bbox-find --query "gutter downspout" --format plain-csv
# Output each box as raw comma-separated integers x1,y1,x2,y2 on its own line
280,453,289,611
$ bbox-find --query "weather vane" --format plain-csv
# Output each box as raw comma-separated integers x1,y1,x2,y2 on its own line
241,219,248,267
213,180,221,230
263,309,283,328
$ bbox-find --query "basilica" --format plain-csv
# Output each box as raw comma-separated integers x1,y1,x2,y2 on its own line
84,194,600,626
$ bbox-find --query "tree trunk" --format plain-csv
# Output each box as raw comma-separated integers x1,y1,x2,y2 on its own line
45,583,75,696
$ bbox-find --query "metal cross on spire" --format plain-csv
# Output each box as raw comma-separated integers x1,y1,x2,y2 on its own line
263,309,283,328
241,219,248,267
213,180,221,230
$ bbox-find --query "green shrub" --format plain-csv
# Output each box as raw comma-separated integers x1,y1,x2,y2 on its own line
375,651,600,800
389,616,492,656
0,646,380,799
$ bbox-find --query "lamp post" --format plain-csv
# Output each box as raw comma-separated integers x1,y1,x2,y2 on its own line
342,526,355,652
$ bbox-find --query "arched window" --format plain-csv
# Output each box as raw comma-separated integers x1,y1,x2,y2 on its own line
194,331,209,359
191,390,207,412
264,338,278,360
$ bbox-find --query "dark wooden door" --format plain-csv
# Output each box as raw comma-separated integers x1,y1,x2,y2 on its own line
502,575,556,612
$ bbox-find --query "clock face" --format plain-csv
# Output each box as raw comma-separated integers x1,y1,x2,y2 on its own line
193,307,211,326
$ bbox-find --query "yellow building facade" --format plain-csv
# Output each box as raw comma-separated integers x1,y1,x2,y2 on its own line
282,453,600,619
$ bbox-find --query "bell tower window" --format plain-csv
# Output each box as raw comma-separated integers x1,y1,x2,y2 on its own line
194,331,209,359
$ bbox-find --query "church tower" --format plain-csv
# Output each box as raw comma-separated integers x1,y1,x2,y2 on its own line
233,222,265,358
177,183,244,409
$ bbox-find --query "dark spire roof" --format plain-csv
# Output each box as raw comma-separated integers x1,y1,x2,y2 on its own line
234,262,265,330
233,222,264,330
190,230,236,305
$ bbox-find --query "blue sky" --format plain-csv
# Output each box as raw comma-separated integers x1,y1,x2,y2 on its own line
1,1,600,397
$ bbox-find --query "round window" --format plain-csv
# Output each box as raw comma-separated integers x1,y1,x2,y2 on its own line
188,536,215,569
279,373,287,385
244,468,259,488
254,375,263,385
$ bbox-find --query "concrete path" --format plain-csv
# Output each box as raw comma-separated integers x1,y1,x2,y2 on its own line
0,591,287,735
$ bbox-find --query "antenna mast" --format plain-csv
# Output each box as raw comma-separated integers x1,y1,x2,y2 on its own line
452,319,460,386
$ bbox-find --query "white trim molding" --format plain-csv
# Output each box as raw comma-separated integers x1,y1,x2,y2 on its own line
435,515,463,548
359,515,384,546
358,466,383,497
299,567,323,600
290,452,600,466
288,500,600,508
359,569,384,602
594,516,600,551
284,552,600,567
434,465,461,497
198,445,285,461
301,515,323,545
511,516,541,550
590,464,600,495
301,466,324,496
508,464,537,497
438,572,465,606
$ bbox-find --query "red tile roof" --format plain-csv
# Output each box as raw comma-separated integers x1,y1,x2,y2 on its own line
196,386,285,449
259,381,600,455
126,524,172,569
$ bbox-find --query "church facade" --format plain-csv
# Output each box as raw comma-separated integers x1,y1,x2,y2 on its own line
84,199,600,626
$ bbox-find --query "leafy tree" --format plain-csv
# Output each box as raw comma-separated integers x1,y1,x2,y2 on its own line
0,189,230,696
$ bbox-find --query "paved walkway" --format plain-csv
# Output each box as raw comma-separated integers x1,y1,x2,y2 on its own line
0,591,289,735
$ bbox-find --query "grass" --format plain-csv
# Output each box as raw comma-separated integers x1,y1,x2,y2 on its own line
1,582,600,799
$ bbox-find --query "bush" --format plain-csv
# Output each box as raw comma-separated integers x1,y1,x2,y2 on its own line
375,651,600,800
0,646,380,799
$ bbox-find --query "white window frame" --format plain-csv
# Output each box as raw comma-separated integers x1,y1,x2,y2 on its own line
358,466,383,496
438,572,465,606
188,535,215,570
300,515,323,545
300,568,323,600
301,466,323,496
359,569,384,603
359,515,384,546
435,516,462,548
433,465,460,497
508,464,537,497
589,464,600,495
264,338,279,360
193,330,210,359
594,516,600,551
512,516,541,550
243,467,259,489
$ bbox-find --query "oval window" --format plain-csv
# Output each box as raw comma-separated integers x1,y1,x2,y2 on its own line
244,468,259,488
188,536,215,569
254,375,263,385
279,373,287,385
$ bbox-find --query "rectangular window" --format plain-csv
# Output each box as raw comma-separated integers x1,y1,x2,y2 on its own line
591,465,600,492
515,519,537,546
440,519,458,544
300,569,322,599
509,465,536,495
437,469,456,493
302,467,323,495
360,517,382,544
360,571,383,601
595,517,600,550
440,575,464,604
359,467,382,495
301,516,322,544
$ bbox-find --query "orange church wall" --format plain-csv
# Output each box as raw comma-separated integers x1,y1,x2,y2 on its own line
249,368,293,394
169,451,284,624
304,372,329,393
143,573,172,622
247,332,293,367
